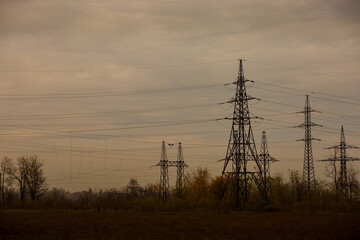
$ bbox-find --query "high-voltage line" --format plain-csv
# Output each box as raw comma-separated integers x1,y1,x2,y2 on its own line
297,95,321,195
156,141,188,201
218,59,263,208
320,126,359,196
259,131,278,200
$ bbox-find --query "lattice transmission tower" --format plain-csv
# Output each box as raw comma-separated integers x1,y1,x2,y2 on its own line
320,126,359,196
298,95,321,195
156,141,170,201
175,142,188,198
218,59,263,208
156,141,188,201
259,131,278,200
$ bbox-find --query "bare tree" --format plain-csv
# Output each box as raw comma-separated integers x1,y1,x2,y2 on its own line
348,166,359,200
0,156,12,203
324,160,340,200
6,156,28,202
26,155,47,200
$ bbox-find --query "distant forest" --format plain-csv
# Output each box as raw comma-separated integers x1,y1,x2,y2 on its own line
0,155,359,212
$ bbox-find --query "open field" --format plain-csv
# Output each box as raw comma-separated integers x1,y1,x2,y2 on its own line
0,210,359,240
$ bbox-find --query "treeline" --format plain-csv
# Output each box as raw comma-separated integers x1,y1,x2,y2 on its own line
0,156,359,212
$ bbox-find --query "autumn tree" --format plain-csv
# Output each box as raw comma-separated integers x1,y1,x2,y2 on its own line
289,170,304,202
126,178,143,200
185,167,211,200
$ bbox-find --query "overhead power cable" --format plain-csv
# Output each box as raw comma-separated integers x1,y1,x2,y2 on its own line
251,84,360,105
0,102,219,120
254,80,360,101
245,59,359,82
0,83,223,100
0,118,220,136
0,59,234,73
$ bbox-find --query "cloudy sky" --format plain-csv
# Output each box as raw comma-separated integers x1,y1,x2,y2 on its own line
0,0,359,192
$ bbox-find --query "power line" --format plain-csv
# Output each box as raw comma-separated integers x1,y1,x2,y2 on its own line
246,59,359,82
251,84,360,105
0,102,219,120
253,80,360,101
0,83,224,100
0,59,235,73
0,118,220,136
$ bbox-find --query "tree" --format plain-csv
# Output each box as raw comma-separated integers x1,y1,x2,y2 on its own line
324,160,340,200
0,156,12,203
126,178,143,200
6,155,47,202
289,170,304,202
348,166,359,200
185,167,211,200
26,155,47,200
6,156,28,202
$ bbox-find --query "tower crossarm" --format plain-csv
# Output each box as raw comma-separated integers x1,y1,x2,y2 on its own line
319,157,360,162
326,145,359,150
347,157,360,162
296,123,323,128
297,138,321,142
269,156,279,162
227,96,256,103
319,158,337,162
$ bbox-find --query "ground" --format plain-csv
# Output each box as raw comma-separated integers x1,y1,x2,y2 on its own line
0,210,359,239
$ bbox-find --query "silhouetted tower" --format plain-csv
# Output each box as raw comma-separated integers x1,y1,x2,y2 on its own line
298,95,320,195
259,131,278,200
155,141,189,201
219,59,262,208
176,142,188,198
321,126,359,196
156,141,170,201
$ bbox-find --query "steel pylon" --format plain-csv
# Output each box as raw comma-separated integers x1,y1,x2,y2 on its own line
320,126,359,196
218,59,263,208
156,141,188,201
298,95,320,195
259,131,278,200
157,141,170,201
176,142,188,198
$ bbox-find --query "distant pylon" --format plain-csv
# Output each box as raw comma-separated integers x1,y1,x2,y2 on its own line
155,141,189,201
320,126,359,196
218,59,263,208
259,131,278,200
157,141,170,201
176,142,188,198
298,95,321,195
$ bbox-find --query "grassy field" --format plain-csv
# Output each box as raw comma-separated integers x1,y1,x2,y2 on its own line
0,210,359,239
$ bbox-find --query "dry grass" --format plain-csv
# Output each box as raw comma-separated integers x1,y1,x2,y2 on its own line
0,210,359,240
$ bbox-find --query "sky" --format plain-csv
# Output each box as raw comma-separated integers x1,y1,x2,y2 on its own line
0,0,359,192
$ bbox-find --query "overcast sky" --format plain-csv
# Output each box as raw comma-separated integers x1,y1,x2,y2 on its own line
0,0,359,192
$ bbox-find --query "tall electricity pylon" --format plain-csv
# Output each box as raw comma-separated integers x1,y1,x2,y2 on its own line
259,131,278,200
218,59,263,208
176,142,188,198
156,141,188,201
320,126,359,196
298,95,320,195
156,141,170,201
